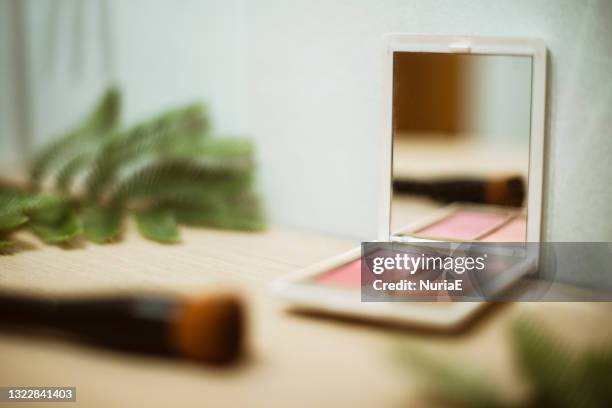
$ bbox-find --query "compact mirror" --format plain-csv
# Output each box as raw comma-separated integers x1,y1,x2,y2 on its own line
270,37,547,327
383,36,546,243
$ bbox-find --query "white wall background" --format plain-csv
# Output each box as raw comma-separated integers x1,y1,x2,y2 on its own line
241,0,612,243
2,0,612,246
21,0,247,146
0,1,19,164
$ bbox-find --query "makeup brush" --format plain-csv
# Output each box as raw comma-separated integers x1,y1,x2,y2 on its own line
393,175,525,207
0,292,244,364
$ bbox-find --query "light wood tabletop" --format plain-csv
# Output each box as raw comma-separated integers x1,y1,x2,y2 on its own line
1,223,611,407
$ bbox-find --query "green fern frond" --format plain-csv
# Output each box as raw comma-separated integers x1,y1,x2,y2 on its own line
180,137,254,159
212,192,265,231
0,191,65,230
0,195,29,230
0,240,15,249
0,212,29,230
134,208,180,243
393,343,510,408
24,194,70,223
30,213,82,244
108,158,252,207
511,319,577,407
397,319,612,408
0,190,85,245
85,103,208,199
29,86,121,183
170,138,256,174
173,192,265,231
55,151,97,192
23,193,82,244
576,346,612,407
79,86,121,133
82,206,122,243
5,86,265,249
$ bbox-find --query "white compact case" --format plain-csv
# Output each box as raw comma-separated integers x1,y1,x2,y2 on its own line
270,34,548,330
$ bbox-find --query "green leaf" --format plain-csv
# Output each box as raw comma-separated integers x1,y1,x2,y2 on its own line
0,194,30,232
173,192,265,231
393,344,510,408
0,195,27,230
85,103,208,198
25,194,70,224
108,159,252,207
21,86,265,248
30,212,82,244
572,346,612,407
169,136,253,161
219,193,265,231
82,206,122,243
0,240,15,249
55,151,96,192
134,208,180,243
29,86,121,183
0,192,23,209
24,194,82,244
80,86,121,133
199,137,253,157
30,130,84,183
0,212,29,230
511,319,577,407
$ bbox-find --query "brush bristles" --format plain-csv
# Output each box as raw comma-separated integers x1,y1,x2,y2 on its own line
171,295,244,364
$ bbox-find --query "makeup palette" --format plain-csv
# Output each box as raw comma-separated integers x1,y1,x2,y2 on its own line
314,205,527,291
394,204,527,242
272,230,537,328
271,34,547,329
316,259,362,289
313,242,528,293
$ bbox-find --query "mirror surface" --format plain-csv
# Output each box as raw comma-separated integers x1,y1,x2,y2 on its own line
391,52,532,242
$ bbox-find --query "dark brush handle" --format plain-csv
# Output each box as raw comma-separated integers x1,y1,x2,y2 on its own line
393,176,525,207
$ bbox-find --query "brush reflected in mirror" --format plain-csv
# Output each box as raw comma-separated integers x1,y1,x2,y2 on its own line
391,53,532,242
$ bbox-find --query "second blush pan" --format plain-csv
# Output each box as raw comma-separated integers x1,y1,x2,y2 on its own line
415,210,511,240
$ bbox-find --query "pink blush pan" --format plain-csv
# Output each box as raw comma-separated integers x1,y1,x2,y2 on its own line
481,217,527,242
314,209,524,290
415,210,511,240
316,259,361,288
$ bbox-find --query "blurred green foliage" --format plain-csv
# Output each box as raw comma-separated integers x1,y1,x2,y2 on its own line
0,87,264,248
396,318,612,408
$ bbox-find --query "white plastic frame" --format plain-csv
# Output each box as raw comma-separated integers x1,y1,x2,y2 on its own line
270,35,547,329
270,246,486,329
378,34,547,242
270,241,537,329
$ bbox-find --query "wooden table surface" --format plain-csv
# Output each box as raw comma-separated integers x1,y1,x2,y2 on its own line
1,224,611,407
